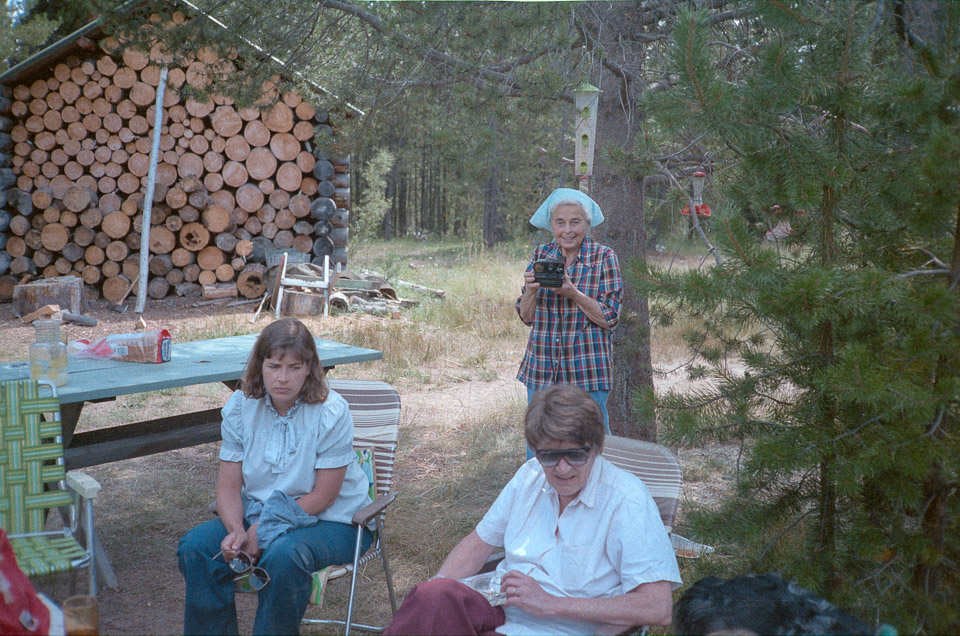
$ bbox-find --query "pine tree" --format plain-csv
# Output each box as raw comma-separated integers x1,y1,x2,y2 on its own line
0,2,60,73
636,3,959,631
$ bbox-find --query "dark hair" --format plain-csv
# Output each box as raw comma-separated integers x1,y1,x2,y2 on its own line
524,384,604,452
240,318,327,404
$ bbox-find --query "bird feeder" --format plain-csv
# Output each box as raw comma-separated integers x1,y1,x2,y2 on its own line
573,82,601,193
681,171,711,216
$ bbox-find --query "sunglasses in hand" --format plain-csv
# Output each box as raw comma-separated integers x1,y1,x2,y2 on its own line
213,550,271,591
534,446,592,467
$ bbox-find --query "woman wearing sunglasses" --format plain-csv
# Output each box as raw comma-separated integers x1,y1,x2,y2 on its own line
177,318,373,635
384,384,681,636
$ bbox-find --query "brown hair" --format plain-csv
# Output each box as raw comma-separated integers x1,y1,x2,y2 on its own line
524,384,604,452
240,318,328,404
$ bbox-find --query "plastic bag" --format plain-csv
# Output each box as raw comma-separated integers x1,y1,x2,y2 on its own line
458,571,506,606
69,329,172,363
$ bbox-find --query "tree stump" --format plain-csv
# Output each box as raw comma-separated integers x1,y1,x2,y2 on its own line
12,275,84,316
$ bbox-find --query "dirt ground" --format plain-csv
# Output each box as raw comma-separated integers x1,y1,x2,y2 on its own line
0,294,737,635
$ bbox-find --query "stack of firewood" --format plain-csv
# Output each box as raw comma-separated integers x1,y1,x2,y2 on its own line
0,22,350,303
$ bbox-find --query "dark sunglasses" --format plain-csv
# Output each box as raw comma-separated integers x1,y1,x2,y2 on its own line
535,446,592,467
213,550,271,591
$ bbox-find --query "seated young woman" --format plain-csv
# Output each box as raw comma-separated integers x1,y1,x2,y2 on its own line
177,318,374,635
384,383,681,636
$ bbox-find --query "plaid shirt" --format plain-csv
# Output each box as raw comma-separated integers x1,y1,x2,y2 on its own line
516,236,622,392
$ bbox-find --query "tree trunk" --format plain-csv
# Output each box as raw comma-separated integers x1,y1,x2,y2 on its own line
482,114,505,248
581,2,655,441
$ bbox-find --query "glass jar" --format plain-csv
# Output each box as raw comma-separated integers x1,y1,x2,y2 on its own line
29,319,68,387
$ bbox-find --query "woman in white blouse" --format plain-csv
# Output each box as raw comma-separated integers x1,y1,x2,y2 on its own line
384,384,681,636
177,318,372,635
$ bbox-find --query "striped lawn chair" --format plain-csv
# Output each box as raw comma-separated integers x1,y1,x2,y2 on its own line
0,379,101,595
301,379,401,635
602,435,713,558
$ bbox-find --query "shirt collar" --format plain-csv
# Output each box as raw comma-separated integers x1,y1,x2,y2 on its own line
546,236,595,266
265,393,302,419
537,453,604,510
577,454,604,507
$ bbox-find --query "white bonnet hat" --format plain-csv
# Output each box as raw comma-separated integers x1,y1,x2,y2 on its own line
529,188,604,230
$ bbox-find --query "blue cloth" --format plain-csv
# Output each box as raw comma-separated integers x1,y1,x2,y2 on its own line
524,387,610,460
178,516,372,635
244,490,319,552
529,188,604,229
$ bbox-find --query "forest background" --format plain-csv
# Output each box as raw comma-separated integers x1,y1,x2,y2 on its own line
3,1,959,633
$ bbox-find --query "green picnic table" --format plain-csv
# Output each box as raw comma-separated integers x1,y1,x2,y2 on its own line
0,334,382,470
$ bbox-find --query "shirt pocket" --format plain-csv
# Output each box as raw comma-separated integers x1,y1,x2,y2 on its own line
573,262,600,298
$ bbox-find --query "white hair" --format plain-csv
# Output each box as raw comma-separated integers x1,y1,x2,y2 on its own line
549,198,589,221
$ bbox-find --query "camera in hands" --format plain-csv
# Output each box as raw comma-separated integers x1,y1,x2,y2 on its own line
533,259,565,288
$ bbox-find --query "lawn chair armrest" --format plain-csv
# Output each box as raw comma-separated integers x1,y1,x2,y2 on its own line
66,470,102,499
478,551,505,574
352,492,396,525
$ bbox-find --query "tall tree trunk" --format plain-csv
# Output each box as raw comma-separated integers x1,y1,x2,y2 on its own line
483,115,505,248
914,199,960,598
558,107,570,190
383,163,396,240
396,172,408,235
581,2,655,440
441,164,449,236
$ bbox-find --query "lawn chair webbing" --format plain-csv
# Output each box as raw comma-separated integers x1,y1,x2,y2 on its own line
602,436,682,532
11,534,89,576
306,380,401,618
0,380,73,535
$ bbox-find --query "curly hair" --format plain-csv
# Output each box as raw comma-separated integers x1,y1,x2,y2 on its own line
240,318,328,403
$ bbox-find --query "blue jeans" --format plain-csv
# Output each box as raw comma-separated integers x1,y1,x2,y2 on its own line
178,517,372,635
525,387,611,459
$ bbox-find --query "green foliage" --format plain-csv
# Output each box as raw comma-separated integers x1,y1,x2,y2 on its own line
637,3,960,632
0,3,60,73
352,148,395,242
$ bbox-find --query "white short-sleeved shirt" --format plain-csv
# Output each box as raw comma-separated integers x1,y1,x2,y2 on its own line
218,389,371,527
476,456,682,636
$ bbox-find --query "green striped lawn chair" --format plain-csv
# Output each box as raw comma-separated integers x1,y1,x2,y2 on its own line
0,379,101,596
301,379,401,635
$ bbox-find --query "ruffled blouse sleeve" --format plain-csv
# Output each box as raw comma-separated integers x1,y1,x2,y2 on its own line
218,390,245,462
313,392,356,469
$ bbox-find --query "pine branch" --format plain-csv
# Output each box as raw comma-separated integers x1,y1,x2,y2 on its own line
315,0,535,97
747,509,815,573
894,268,952,280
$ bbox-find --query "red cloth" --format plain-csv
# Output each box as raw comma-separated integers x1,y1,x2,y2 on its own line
384,578,506,636
0,528,51,635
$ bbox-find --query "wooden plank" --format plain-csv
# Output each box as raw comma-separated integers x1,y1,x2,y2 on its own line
65,409,222,469
335,279,377,291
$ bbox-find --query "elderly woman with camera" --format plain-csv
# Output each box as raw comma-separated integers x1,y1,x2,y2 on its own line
517,188,623,436
383,384,681,636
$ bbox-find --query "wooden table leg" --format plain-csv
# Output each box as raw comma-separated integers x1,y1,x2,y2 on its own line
60,402,85,448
